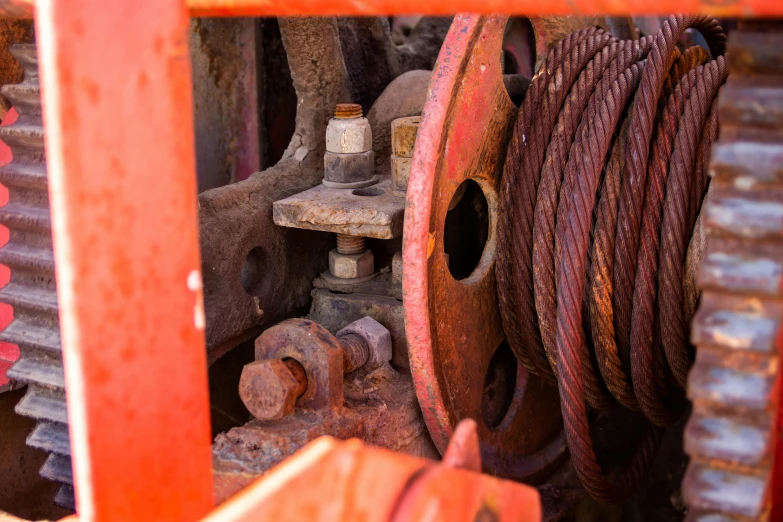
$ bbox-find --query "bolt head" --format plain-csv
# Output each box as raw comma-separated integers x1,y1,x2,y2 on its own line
328,248,374,279
239,359,299,420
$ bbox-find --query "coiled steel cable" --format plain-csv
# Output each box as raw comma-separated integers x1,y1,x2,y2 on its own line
496,15,728,502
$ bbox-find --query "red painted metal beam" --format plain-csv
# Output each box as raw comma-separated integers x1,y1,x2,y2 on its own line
2,0,783,18
187,0,783,17
34,0,213,519
202,435,541,522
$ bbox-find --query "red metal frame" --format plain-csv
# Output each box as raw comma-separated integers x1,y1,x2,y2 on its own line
5,0,783,18
35,0,213,519
12,0,783,520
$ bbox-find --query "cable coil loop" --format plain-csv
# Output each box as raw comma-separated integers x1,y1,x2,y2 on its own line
496,15,728,502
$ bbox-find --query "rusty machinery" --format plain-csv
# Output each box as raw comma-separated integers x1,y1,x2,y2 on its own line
0,3,781,522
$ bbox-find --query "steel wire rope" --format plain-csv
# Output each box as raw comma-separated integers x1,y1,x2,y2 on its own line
496,15,728,502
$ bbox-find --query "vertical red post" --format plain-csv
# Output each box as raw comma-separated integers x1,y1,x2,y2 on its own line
34,0,213,519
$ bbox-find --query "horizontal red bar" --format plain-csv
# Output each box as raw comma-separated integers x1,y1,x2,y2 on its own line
2,0,783,18
188,0,783,16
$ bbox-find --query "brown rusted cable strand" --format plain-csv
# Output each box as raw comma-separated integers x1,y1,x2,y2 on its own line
496,16,727,503
497,28,613,382
627,56,713,427
657,57,728,389
495,30,588,379
555,63,658,503
612,15,726,364
533,38,652,379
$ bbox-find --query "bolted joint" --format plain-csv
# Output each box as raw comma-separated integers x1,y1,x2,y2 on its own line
239,359,307,420
337,317,392,371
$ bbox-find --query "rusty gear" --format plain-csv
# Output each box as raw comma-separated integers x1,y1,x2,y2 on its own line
497,15,728,503
683,21,783,520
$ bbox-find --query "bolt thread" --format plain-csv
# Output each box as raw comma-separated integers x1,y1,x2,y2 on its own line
335,103,362,119
339,333,370,373
336,234,365,255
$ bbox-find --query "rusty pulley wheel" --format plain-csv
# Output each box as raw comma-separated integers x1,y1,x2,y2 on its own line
496,15,728,503
403,14,568,483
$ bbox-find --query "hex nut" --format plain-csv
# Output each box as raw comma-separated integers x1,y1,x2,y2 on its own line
328,248,374,279
326,117,372,154
337,316,392,370
391,116,421,158
391,154,411,194
323,150,375,187
239,359,299,420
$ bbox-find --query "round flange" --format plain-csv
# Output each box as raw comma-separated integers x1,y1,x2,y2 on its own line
403,14,565,482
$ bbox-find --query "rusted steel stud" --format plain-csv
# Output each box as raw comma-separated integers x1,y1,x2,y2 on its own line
336,233,365,255
338,333,370,373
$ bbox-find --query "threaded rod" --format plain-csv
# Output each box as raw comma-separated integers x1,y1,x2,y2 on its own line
339,333,370,373
336,234,365,255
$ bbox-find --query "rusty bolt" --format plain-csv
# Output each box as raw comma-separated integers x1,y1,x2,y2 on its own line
337,316,392,370
239,358,307,420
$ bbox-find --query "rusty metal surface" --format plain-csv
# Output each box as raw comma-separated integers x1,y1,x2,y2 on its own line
210,429,541,522
273,175,405,239
200,16,447,363
212,421,538,521
683,22,783,522
0,20,32,120
404,14,566,483
0,1,32,19
0,44,73,509
239,318,382,420
212,354,438,503
189,18,259,190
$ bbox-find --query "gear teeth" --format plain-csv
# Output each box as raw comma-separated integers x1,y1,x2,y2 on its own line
684,23,783,522
0,43,72,509
15,385,67,424
54,485,75,511
41,453,73,485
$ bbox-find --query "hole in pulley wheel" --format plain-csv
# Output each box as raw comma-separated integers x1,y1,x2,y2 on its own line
443,179,489,281
481,339,517,428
